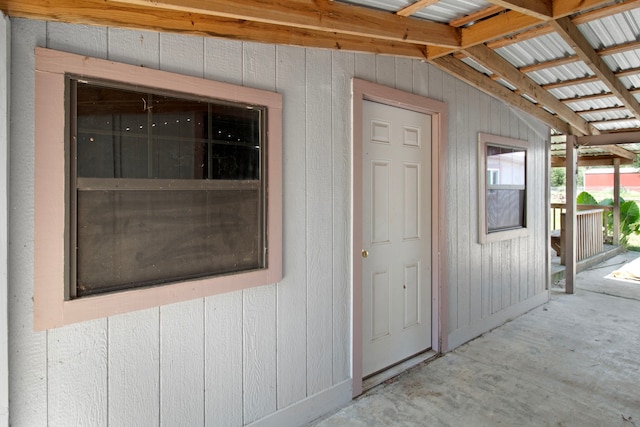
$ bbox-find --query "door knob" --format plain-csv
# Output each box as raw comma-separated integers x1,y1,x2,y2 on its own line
362,249,369,258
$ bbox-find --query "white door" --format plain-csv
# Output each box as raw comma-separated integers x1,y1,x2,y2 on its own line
362,100,432,377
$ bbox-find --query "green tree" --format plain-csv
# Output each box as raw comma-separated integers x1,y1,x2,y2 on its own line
550,167,565,187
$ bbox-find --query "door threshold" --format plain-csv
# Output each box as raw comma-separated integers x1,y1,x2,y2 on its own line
362,349,439,392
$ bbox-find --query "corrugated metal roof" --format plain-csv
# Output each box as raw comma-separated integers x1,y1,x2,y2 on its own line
495,34,574,68
337,0,492,22
527,64,595,86
411,0,493,22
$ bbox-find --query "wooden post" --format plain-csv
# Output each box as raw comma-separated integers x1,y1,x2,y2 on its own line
565,136,577,294
613,158,620,246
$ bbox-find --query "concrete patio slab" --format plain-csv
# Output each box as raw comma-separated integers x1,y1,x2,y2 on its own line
312,253,640,427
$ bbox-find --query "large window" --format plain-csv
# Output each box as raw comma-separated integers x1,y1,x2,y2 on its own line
72,81,266,297
34,48,282,329
478,133,529,243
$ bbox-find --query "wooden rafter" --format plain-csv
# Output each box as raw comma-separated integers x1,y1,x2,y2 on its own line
600,144,638,161
551,17,640,120
484,0,552,21
428,0,614,59
449,5,505,28
541,75,599,90
486,0,640,50
578,130,640,146
396,0,439,17
551,155,635,167
463,44,594,135
105,0,461,47
429,55,572,134
0,0,433,59
575,105,628,115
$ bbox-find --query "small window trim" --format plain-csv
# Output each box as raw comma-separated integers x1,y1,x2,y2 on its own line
478,132,530,244
34,47,283,330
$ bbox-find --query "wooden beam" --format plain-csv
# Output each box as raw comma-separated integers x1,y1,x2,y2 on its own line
484,0,552,21
598,40,640,57
463,44,594,135
565,135,577,294
106,0,461,47
578,130,640,146
0,0,431,59
449,5,504,28
485,0,639,50
551,17,640,120
460,11,541,49
541,75,599,90
600,144,637,161
519,55,579,74
429,0,613,59
429,55,572,134
575,105,628,115
486,24,552,49
396,0,439,17
552,155,635,167
554,0,640,20
613,158,621,246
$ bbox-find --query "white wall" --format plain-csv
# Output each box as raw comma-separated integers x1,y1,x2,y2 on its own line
0,11,9,427
8,19,549,426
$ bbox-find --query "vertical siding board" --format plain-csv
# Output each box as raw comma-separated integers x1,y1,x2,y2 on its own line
443,73,458,332
205,291,243,427
160,300,205,426
479,92,492,319
243,284,277,423
109,310,160,427
106,29,161,427
159,33,204,77
107,28,160,68
456,79,471,329
0,14,8,426
157,33,205,427
46,22,107,58
242,42,278,424
48,321,108,427
275,45,308,408
332,50,354,384
8,18,48,427
395,57,413,92
375,55,395,87
306,48,334,396
412,61,429,97
519,122,530,303
468,87,482,323
204,38,243,85
426,63,443,101
354,52,376,81
489,99,502,314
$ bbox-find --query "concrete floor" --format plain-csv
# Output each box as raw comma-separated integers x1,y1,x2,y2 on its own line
313,252,640,427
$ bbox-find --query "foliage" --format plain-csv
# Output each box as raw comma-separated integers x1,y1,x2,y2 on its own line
550,168,565,187
577,191,640,246
576,191,597,205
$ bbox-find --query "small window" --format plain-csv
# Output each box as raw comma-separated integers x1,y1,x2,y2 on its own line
34,48,282,329
478,133,529,243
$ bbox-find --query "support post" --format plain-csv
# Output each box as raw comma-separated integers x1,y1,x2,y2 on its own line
613,158,620,246
565,136,578,294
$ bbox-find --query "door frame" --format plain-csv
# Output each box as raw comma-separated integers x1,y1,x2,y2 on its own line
352,78,448,397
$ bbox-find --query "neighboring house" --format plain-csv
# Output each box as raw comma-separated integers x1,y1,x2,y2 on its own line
584,168,640,192
0,11,550,427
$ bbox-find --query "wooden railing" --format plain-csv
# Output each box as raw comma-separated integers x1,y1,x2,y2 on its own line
550,204,609,265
